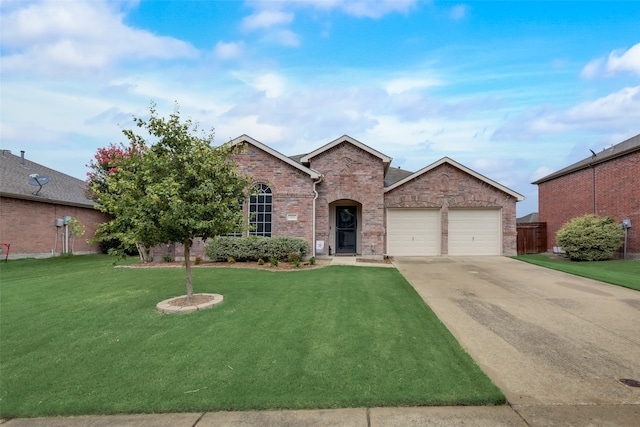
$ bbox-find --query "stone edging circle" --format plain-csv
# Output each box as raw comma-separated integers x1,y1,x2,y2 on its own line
156,293,223,314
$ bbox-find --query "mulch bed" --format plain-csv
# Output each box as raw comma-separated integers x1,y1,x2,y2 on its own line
123,259,331,271
167,294,217,307
121,257,391,270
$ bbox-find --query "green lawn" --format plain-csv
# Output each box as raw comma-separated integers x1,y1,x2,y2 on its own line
0,255,504,418
514,254,640,291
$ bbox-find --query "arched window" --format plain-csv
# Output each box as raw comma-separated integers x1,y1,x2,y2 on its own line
249,183,272,237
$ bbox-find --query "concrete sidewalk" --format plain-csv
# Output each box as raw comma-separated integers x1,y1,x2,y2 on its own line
4,257,639,426
4,404,639,426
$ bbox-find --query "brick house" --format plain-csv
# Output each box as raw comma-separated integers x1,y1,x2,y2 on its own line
217,134,524,258
532,133,640,258
0,150,109,259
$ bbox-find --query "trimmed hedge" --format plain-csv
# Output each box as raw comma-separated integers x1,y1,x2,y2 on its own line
556,214,624,261
205,236,308,262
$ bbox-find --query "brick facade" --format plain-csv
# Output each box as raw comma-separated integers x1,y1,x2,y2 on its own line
385,163,518,255
235,143,317,246
0,196,108,258
309,142,386,256
167,135,522,260
538,150,640,256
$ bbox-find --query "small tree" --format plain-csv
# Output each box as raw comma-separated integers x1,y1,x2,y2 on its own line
556,214,624,261
89,102,250,300
67,217,85,254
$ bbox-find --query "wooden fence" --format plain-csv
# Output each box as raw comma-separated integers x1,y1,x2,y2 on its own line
517,222,547,255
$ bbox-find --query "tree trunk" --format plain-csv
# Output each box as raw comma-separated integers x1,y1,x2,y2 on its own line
136,243,152,263
184,239,193,301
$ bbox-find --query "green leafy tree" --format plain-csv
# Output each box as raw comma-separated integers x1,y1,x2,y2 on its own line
86,141,151,261
67,217,85,254
88,103,250,299
556,214,624,261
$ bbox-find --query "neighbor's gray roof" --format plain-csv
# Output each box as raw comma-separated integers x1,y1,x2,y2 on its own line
0,150,96,208
532,133,640,184
517,212,539,223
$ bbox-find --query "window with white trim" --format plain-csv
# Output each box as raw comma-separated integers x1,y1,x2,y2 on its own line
249,183,272,237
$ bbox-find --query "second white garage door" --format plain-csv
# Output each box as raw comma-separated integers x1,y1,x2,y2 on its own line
387,209,440,256
448,209,501,256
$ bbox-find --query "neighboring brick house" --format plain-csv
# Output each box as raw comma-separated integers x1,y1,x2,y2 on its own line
0,150,108,259
212,134,524,258
532,133,640,258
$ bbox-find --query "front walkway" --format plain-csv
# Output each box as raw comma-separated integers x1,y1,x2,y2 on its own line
329,256,394,267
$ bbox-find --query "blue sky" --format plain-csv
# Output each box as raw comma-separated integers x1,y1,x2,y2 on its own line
1,0,639,216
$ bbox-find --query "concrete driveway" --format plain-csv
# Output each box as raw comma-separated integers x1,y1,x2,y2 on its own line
393,256,640,423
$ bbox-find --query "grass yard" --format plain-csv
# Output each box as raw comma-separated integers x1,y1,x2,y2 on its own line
514,254,640,291
0,255,504,418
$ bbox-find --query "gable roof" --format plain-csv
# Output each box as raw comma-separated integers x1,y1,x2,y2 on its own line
229,135,323,180
384,156,525,201
0,150,96,208
300,135,392,172
532,133,640,184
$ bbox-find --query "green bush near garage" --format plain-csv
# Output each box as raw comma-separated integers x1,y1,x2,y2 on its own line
556,214,625,261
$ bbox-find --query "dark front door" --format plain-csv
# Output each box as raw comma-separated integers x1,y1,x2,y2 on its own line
336,206,357,254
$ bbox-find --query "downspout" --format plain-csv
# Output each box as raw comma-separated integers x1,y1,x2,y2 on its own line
592,166,596,215
312,175,324,258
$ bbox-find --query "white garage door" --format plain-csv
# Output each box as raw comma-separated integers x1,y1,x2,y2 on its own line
387,209,440,256
448,209,501,256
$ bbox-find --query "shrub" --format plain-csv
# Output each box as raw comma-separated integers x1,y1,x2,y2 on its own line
287,252,301,263
162,256,173,262
227,256,236,264
257,258,265,265
309,257,316,266
205,236,308,262
194,256,202,265
269,257,279,267
556,214,624,261
99,238,138,256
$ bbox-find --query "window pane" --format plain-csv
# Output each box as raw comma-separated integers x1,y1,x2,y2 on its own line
249,183,273,237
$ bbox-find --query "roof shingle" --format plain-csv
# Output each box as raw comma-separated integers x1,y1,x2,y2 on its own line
0,150,96,208
532,134,640,184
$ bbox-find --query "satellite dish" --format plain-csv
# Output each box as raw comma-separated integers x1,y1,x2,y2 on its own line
28,174,50,195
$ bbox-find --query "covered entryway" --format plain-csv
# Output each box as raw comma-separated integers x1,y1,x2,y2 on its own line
448,209,501,255
335,206,357,254
386,209,440,256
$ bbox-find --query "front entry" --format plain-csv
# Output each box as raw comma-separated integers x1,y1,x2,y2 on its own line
335,206,357,254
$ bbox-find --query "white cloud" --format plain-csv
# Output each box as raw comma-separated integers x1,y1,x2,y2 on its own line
268,29,301,47
384,77,441,95
530,166,553,182
245,0,417,19
214,41,244,60
0,0,197,76
580,43,640,79
606,43,640,76
242,10,294,30
450,5,467,20
338,0,417,18
493,86,640,141
232,72,288,98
